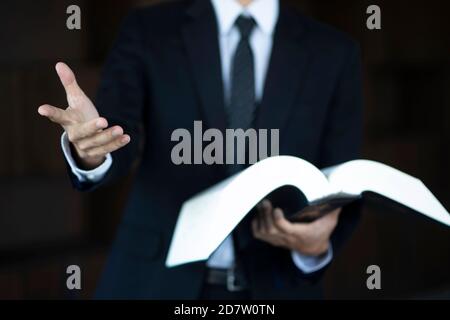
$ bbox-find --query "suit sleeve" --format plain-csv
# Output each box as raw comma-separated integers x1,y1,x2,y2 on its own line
318,41,364,259
67,10,148,191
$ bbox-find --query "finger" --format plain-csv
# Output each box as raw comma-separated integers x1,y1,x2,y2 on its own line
55,62,85,105
251,219,260,238
76,125,123,150
265,207,281,236
254,199,266,231
38,104,71,126
253,214,263,235
273,208,296,235
66,117,108,142
252,218,284,246
262,201,277,234
84,134,130,158
258,200,272,233
255,198,268,212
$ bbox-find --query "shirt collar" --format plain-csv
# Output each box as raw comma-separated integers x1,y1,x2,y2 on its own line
210,0,279,36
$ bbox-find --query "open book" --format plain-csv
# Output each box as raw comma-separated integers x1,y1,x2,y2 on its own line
166,156,450,267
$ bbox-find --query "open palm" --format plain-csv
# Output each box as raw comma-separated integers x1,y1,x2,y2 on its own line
38,62,130,169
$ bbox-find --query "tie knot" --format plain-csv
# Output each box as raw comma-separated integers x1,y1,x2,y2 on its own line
235,15,256,40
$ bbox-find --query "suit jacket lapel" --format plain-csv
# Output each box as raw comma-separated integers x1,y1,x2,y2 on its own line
182,0,227,133
256,6,310,132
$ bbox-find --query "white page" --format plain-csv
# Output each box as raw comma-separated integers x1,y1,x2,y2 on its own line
165,156,334,267
326,160,450,226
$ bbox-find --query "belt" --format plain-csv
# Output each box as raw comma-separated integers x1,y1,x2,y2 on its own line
205,265,249,292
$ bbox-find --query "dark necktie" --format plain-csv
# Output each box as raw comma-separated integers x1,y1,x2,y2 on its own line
227,15,257,255
226,15,257,175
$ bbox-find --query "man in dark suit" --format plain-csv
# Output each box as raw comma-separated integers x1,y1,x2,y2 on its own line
38,0,363,299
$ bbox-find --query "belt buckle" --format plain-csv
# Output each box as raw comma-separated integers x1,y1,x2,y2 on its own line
226,266,243,292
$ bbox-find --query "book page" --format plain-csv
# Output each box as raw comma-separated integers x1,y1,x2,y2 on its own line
166,156,336,267
326,160,450,226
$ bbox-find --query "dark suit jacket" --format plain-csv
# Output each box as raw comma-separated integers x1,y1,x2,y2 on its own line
68,0,363,299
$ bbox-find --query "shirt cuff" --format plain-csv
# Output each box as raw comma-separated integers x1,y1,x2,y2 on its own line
61,132,112,183
291,244,333,274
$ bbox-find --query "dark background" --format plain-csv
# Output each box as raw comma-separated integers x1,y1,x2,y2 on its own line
0,0,449,299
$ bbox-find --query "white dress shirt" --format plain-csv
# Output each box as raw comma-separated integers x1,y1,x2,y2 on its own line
61,0,332,274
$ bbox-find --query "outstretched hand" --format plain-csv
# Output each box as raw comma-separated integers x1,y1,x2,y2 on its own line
38,62,130,169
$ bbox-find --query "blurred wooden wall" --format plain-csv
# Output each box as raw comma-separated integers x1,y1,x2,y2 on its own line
0,0,449,299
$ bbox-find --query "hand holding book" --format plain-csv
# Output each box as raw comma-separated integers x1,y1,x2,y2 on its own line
166,156,450,267
252,199,340,256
